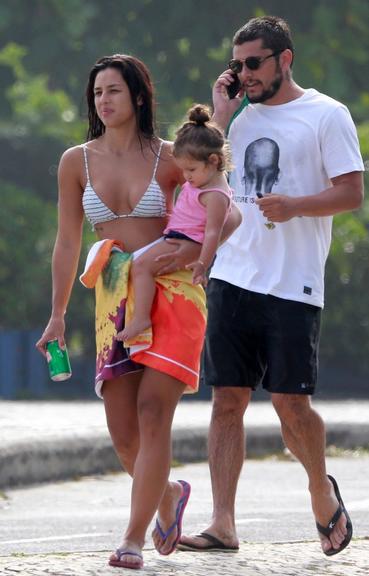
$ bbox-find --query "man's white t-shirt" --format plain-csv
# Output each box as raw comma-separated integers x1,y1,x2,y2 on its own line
211,89,364,308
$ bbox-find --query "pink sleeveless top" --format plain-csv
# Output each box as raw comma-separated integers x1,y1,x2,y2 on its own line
164,181,232,243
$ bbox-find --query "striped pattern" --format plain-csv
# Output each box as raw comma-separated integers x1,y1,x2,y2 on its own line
82,142,167,229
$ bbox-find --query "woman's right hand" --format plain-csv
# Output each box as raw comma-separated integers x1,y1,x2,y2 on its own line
36,316,66,357
155,239,201,275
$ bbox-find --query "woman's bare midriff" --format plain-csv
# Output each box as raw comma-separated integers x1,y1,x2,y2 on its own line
94,215,169,253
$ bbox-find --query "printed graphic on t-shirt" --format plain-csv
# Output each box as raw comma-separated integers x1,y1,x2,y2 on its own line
233,137,280,204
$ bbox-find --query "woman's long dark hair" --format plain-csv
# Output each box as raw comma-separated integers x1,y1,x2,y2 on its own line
86,54,156,141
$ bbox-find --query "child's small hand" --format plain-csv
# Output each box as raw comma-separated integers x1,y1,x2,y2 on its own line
193,271,208,286
186,260,208,286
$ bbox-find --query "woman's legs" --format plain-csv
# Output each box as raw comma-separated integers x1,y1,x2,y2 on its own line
125,368,185,544
103,372,141,474
117,239,178,342
104,368,185,567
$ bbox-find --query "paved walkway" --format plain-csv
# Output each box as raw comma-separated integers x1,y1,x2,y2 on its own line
1,400,369,575
1,540,368,576
1,399,369,488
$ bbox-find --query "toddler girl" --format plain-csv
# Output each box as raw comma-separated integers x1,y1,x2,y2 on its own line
117,103,233,342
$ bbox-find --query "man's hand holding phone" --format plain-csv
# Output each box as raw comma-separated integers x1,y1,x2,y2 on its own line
212,69,244,129
226,72,242,99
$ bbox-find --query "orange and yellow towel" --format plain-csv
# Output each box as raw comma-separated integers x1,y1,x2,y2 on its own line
80,239,207,397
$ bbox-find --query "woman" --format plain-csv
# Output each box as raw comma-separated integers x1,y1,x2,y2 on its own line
36,54,240,570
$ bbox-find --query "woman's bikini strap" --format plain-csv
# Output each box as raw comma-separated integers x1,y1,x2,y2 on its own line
82,145,90,184
152,141,164,178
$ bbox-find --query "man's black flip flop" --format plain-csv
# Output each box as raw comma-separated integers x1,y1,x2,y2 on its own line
316,474,353,556
177,531,239,552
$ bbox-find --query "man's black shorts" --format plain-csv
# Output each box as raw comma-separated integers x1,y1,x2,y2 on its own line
203,279,321,395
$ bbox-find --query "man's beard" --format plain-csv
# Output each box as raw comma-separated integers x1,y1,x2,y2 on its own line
247,70,283,103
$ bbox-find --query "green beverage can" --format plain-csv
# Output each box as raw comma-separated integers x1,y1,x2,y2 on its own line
46,340,72,381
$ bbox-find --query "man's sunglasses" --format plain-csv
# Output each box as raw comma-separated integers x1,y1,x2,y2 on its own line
228,50,284,73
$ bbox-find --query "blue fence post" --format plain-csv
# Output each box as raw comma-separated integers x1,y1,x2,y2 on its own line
0,331,22,399
25,329,49,396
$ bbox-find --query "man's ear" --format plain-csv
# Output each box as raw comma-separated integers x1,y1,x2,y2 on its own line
280,48,293,71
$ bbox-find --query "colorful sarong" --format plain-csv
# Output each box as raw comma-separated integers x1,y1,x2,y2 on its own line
80,239,207,398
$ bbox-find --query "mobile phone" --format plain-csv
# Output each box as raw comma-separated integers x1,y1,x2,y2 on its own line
226,73,241,99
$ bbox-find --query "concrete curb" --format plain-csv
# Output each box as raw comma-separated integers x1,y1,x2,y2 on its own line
2,422,369,489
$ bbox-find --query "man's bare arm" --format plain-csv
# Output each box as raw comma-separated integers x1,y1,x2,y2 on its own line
256,172,363,223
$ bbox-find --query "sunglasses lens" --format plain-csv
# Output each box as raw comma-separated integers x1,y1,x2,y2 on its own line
245,57,261,70
229,57,262,72
229,60,242,73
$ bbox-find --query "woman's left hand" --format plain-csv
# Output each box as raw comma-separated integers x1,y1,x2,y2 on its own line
155,239,201,275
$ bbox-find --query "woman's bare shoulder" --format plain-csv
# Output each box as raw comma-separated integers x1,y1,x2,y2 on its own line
57,144,90,185
59,143,86,165
157,140,183,190
158,139,175,160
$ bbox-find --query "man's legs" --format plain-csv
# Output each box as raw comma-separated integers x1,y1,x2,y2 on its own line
179,386,251,549
179,280,260,550
271,393,349,554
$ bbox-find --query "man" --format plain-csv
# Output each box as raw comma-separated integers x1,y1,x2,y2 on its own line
178,15,364,556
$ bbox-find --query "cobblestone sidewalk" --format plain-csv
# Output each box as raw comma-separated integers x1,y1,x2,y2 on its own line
1,540,368,576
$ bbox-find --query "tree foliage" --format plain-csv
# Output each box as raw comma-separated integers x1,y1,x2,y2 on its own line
0,180,55,326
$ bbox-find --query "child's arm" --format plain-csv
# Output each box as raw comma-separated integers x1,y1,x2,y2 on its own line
222,201,242,242
186,191,230,285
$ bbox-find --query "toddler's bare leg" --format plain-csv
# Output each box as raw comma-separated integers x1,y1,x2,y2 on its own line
117,240,177,341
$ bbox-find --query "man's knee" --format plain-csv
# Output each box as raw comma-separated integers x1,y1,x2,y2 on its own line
212,387,251,419
271,393,311,425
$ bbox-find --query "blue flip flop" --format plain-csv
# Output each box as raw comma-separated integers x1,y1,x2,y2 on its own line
108,547,144,569
155,479,191,555
316,474,353,556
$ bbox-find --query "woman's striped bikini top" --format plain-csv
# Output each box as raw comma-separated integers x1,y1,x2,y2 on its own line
82,141,167,230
